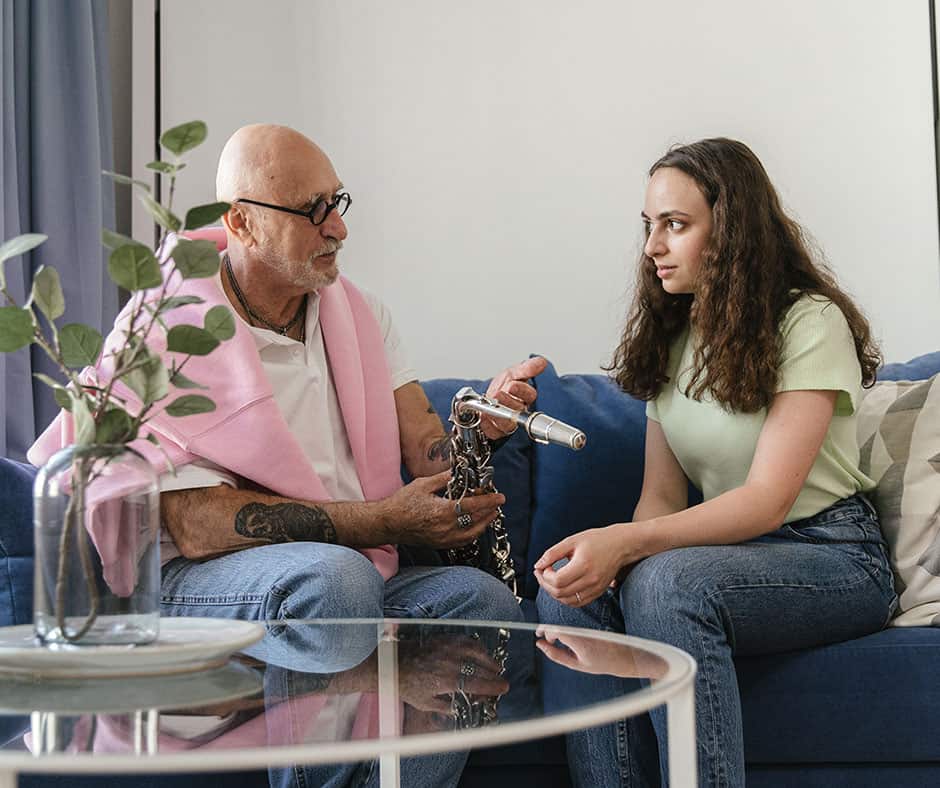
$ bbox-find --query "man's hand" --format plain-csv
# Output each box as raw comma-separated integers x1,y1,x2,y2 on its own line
399,633,509,715
482,356,548,441
379,470,504,549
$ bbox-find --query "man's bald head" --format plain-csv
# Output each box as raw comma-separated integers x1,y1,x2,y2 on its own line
215,124,334,203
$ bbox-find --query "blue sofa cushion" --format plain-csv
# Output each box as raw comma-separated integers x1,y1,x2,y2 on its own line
879,351,940,382
0,458,37,626
420,377,533,587
524,361,648,598
738,626,940,763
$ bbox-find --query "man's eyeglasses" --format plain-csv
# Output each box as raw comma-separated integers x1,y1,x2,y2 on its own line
234,192,351,226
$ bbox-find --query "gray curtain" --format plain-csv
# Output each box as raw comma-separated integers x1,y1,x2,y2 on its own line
0,0,118,462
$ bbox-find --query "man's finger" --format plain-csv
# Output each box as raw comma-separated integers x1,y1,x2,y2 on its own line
419,470,453,492
507,356,547,380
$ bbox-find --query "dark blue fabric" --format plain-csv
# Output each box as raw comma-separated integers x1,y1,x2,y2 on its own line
0,457,36,626
0,0,118,461
745,764,940,788
878,351,940,382
738,626,940,763
421,378,533,591
524,362,648,598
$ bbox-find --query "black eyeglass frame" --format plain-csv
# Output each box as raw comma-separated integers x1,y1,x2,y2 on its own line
234,192,351,226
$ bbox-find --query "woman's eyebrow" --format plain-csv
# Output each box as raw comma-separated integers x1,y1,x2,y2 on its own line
640,210,692,220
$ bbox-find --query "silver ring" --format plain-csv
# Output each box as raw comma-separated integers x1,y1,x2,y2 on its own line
454,500,464,516
459,660,476,677
457,513,473,529
575,591,583,604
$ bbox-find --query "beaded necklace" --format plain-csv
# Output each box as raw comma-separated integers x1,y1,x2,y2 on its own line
224,255,306,341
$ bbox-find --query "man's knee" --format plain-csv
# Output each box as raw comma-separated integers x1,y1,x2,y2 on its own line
439,567,523,623
267,543,385,621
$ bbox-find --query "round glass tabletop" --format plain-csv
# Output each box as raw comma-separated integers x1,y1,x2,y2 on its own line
0,617,696,783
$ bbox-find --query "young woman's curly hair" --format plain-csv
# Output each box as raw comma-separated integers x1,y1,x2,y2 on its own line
606,138,881,412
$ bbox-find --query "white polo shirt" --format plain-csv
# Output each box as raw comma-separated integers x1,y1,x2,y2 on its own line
159,277,417,562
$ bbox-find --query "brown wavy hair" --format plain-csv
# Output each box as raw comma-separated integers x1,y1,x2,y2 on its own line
606,138,881,412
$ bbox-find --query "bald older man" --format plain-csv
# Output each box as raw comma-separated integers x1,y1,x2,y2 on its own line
155,124,541,633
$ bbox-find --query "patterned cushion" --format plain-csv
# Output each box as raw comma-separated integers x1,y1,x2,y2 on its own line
857,373,940,626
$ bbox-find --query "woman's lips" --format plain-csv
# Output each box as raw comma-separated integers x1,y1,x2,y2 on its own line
656,265,677,279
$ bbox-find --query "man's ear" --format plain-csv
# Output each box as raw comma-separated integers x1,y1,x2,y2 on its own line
222,204,256,247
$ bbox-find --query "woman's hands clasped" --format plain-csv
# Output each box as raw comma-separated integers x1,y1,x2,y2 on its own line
534,523,650,607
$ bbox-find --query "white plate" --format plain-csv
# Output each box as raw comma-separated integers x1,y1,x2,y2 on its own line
0,660,264,713
0,618,265,678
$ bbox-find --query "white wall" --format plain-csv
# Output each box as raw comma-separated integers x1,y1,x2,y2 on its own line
137,0,940,377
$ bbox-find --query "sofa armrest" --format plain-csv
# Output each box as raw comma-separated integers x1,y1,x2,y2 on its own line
0,458,37,626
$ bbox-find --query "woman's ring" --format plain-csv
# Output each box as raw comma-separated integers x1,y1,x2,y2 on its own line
575,591,583,604
454,500,464,516
457,513,473,529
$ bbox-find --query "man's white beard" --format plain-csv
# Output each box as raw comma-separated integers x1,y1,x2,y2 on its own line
256,241,339,293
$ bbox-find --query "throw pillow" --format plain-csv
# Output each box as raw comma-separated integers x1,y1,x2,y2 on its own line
857,373,940,626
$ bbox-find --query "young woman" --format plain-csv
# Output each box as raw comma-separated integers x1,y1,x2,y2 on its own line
534,138,897,787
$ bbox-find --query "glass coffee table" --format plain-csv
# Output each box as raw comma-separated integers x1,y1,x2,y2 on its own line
0,618,697,787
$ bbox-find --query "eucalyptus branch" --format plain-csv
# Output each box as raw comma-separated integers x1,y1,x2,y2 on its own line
0,119,228,645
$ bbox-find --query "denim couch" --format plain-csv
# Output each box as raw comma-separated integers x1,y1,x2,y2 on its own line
2,350,939,787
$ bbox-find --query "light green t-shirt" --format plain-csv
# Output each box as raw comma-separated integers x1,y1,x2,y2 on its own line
646,294,875,522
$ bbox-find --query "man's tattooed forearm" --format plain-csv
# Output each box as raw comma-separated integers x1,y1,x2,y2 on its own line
427,435,452,462
234,503,338,544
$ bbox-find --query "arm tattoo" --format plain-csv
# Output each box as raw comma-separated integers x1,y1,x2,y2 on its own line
426,406,437,415
427,435,452,463
234,502,338,544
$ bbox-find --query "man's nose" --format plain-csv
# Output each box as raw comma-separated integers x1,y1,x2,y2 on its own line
321,209,347,241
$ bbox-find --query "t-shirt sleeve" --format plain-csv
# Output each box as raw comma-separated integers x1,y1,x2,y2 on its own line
159,459,238,493
646,397,661,422
776,296,862,416
360,289,418,390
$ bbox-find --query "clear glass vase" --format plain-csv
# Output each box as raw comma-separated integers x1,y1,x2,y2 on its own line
33,444,160,646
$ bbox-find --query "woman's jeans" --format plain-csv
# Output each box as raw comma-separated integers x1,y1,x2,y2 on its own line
536,494,898,788
161,543,524,788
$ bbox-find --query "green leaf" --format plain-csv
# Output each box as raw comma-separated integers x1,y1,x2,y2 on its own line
101,229,138,251
165,394,215,417
138,192,182,232
158,295,204,313
71,395,95,447
33,373,73,411
124,352,169,406
59,323,103,367
0,233,47,265
145,160,186,174
183,202,230,230
203,305,235,341
102,170,151,191
53,387,73,411
108,244,162,291
160,121,207,156
145,433,160,445
31,266,66,320
0,306,35,352
166,325,220,356
171,238,220,279
95,408,134,444
169,369,208,390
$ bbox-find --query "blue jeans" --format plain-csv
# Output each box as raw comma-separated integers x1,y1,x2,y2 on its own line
536,494,898,788
162,543,523,788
